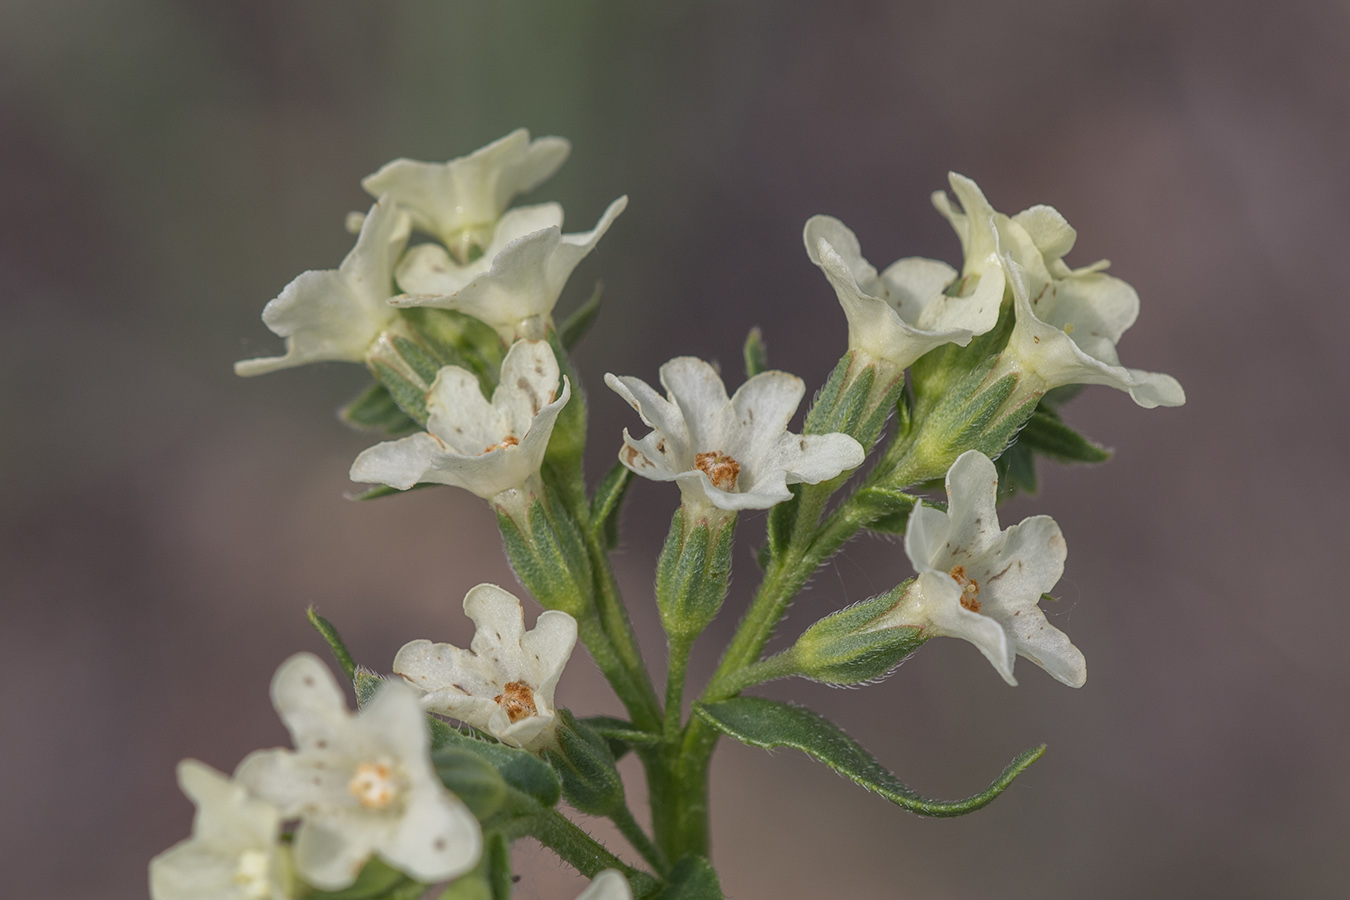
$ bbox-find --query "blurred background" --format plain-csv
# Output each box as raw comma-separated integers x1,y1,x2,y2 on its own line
2,1,1347,897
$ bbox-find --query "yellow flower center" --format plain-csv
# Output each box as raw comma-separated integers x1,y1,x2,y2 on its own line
695,451,741,491
495,681,538,724
349,761,399,809
949,565,982,613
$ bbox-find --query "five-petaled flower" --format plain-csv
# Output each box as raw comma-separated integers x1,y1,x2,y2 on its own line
875,450,1086,687
235,653,482,891
391,196,627,342
149,760,292,900
933,173,1184,409
349,339,569,505
803,208,1003,374
393,583,578,752
605,357,865,513
235,196,409,377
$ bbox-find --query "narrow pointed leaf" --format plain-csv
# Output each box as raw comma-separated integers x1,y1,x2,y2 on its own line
1018,407,1111,464
340,382,419,436
306,607,356,681
344,482,437,502
559,281,603,349
743,326,768,379
695,697,1044,817
589,461,632,549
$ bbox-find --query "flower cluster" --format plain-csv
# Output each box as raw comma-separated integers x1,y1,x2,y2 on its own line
198,132,1186,899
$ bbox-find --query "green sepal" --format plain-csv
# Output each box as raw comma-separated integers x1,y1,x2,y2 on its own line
909,301,1014,419
344,482,436,502
496,495,593,619
559,281,604,350
655,509,736,641
765,485,799,561
655,856,723,900
340,382,419,436
742,326,769,378
589,461,633,550
353,668,385,708
303,859,410,900
581,715,662,761
391,335,444,386
851,485,917,535
789,585,926,684
368,359,429,425
543,329,588,485
399,306,502,388
433,729,563,809
694,697,1045,817
306,607,356,682
1017,406,1111,464
433,748,508,820
544,710,626,816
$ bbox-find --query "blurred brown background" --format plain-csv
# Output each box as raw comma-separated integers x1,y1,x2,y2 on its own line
2,1,1346,898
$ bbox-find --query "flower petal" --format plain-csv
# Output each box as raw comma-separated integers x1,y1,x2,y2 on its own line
292,815,373,891
379,788,481,884
903,502,950,574
395,203,565,296
729,370,805,460
576,869,635,900
349,433,451,492
916,571,1016,685
270,653,350,752
939,450,1003,562
659,357,736,454
521,609,579,703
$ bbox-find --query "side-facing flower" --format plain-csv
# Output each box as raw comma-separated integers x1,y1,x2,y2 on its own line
605,357,865,513
875,450,1085,687
803,212,1003,373
236,654,481,891
934,173,1184,409
150,760,292,900
574,870,634,900
392,196,628,341
361,128,570,260
235,197,410,376
393,583,578,751
349,339,569,504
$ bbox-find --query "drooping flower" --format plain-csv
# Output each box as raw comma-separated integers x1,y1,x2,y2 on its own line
391,196,628,341
349,339,569,503
235,197,409,376
149,760,292,900
574,870,634,900
933,173,1184,408
393,583,578,751
361,129,571,259
235,654,481,891
604,357,865,512
875,450,1085,687
803,212,1003,373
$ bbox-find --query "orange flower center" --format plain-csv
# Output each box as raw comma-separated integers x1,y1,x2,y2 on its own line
695,451,741,491
949,565,982,612
495,681,538,724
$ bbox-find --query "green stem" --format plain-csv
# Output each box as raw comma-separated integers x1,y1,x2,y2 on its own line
585,525,662,731
610,803,667,873
711,650,799,697
664,635,693,738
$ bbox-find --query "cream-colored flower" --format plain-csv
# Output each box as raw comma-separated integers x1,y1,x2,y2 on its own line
605,357,865,512
803,212,1003,372
361,128,570,258
574,870,634,900
391,196,627,341
394,584,577,751
235,654,481,890
934,173,1184,408
876,450,1085,687
349,339,569,502
150,760,292,900
235,197,409,376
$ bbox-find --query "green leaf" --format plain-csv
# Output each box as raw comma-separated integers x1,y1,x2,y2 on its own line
995,441,1038,498
589,461,632,550
433,748,508,820
581,715,661,760
695,697,1044,817
344,482,437,502
1018,407,1111,464
656,856,723,900
852,485,917,535
742,326,768,378
368,359,429,425
340,382,419,436
559,281,604,349
306,607,356,682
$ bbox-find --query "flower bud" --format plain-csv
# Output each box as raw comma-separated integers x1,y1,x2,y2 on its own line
790,585,927,685
655,508,736,642
544,711,627,817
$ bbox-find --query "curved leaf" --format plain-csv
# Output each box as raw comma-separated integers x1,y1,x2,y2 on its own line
695,697,1043,817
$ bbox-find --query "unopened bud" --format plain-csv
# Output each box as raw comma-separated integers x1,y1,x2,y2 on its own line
791,583,926,685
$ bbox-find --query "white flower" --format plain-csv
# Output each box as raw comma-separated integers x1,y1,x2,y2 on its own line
933,173,1184,408
878,450,1085,687
574,870,634,900
235,654,481,891
393,584,578,751
361,128,570,254
235,197,410,376
150,760,292,900
349,339,569,501
604,358,865,512
391,196,628,341
803,212,1003,372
